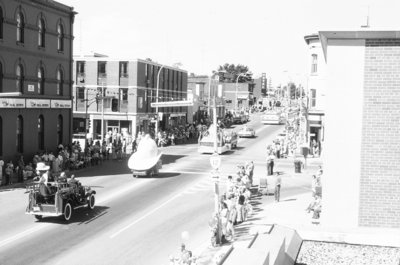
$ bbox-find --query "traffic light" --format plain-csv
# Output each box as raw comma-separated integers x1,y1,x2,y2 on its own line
86,119,91,130
111,98,118,112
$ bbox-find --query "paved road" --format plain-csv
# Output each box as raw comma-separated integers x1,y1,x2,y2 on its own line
0,113,291,265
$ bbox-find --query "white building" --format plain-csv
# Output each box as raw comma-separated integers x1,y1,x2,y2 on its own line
304,34,327,152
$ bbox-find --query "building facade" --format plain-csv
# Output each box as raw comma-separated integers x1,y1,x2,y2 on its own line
187,76,224,124
223,82,255,111
304,34,326,151
73,54,188,139
320,30,400,228
0,0,75,163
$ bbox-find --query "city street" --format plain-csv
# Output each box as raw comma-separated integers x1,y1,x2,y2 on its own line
0,113,305,265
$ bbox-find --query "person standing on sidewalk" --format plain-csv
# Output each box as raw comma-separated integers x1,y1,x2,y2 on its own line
267,151,275,176
274,172,282,202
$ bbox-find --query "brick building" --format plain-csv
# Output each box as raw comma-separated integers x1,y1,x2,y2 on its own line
187,76,224,124
320,30,400,228
73,54,188,139
223,82,255,111
0,0,75,164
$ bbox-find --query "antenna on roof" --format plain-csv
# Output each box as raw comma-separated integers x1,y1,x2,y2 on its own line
361,6,370,28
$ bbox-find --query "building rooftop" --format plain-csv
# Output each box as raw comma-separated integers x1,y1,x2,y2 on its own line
319,29,400,61
73,52,187,72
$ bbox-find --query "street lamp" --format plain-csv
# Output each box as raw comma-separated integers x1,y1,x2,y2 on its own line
235,72,250,111
155,65,165,136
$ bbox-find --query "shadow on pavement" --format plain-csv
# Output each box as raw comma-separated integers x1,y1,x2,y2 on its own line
161,154,186,165
32,205,110,225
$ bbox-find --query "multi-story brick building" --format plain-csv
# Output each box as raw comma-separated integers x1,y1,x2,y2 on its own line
0,0,75,164
320,30,400,228
187,76,224,124
73,54,188,139
223,82,255,111
304,34,326,151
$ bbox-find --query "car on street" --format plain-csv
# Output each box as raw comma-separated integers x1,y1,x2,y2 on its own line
25,177,96,221
237,126,256,138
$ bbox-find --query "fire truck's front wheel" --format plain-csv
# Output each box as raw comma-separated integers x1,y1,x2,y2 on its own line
63,202,72,221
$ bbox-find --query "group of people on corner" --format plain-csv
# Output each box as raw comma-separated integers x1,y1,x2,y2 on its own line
209,161,255,245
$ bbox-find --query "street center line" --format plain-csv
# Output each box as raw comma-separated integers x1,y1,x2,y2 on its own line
109,192,182,239
0,223,50,248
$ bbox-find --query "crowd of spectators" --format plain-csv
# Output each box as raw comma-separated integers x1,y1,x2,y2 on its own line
209,161,255,245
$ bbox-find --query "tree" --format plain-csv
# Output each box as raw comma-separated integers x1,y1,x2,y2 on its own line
213,63,253,83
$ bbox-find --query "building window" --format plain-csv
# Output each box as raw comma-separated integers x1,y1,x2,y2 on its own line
120,62,128,77
0,61,3,93
57,115,63,145
57,68,63,96
311,54,318,73
16,115,23,153
0,116,2,156
38,67,44,95
16,64,24,93
16,12,24,43
0,7,3,39
38,115,44,150
57,23,64,52
121,88,128,101
310,89,316,108
38,18,45,47
98,61,106,76
77,61,85,74
77,87,85,99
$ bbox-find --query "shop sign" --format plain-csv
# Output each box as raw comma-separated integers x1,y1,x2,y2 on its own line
237,94,248,99
170,113,186,117
0,98,25,108
139,115,150,121
151,100,193,108
51,100,72,108
26,99,50,108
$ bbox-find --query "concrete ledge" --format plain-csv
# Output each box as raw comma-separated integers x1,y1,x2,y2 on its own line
272,225,303,264
223,248,269,265
251,232,287,265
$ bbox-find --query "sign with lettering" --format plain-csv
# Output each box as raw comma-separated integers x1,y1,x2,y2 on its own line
0,98,26,108
26,99,50,108
261,73,267,95
51,100,72,108
28,84,35,92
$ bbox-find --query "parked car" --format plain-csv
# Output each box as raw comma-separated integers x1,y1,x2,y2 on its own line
25,177,96,222
237,126,256,138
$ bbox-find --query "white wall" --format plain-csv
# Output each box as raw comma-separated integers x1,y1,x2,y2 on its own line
322,39,365,228
307,38,327,112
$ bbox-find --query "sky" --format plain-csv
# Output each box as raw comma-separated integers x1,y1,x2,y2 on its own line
62,0,400,86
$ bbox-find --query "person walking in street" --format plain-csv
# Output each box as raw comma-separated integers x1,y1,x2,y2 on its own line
274,172,282,202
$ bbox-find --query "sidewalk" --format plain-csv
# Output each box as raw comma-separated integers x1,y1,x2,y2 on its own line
196,156,400,264
195,157,322,264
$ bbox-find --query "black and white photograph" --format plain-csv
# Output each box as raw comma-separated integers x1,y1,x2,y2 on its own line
0,0,400,264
